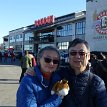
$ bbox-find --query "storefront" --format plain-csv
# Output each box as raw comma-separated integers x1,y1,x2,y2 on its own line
31,11,86,54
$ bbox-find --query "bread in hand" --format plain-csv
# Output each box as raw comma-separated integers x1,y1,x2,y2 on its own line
51,79,69,96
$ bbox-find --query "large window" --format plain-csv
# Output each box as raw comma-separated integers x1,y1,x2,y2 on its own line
16,34,23,42
24,45,33,51
57,24,72,37
10,34,23,43
75,21,85,35
57,42,69,50
25,33,34,41
9,36,15,43
38,32,54,43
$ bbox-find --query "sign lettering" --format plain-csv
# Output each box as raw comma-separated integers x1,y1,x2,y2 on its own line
35,15,54,27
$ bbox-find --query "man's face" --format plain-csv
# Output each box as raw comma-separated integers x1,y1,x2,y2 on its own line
68,43,90,74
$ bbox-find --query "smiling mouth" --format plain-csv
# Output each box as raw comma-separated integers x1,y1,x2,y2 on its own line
74,60,81,63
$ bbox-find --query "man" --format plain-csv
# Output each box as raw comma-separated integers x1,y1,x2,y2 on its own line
58,38,107,107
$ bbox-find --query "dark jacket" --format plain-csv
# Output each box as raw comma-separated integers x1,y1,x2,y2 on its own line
16,65,62,107
21,54,32,68
58,65,107,107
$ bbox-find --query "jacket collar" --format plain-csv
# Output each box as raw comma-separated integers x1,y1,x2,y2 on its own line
34,65,50,88
67,64,91,79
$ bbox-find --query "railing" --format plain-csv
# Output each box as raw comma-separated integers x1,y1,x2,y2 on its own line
29,35,54,44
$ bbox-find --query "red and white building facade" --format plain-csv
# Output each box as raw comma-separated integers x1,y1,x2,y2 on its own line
86,0,107,52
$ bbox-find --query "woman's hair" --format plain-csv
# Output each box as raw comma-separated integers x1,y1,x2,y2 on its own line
37,46,60,66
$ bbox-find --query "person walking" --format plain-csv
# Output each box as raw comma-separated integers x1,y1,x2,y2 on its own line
0,51,2,62
19,50,32,83
10,52,15,62
4,52,8,62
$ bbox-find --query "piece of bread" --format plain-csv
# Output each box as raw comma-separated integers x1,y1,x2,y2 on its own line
51,79,69,96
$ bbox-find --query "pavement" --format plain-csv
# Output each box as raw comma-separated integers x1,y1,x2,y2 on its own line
0,58,21,107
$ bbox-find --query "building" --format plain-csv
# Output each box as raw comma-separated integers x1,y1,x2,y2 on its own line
6,11,86,55
2,0,107,57
30,11,86,54
9,26,34,53
86,0,107,52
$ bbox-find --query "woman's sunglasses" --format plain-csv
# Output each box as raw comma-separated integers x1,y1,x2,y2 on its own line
44,57,59,64
69,51,87,56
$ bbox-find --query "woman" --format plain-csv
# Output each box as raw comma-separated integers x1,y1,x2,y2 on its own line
16,46,62,107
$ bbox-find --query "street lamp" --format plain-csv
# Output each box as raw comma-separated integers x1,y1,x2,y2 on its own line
22,27,28,53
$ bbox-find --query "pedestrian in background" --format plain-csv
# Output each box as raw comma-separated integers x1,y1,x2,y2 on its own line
19,50,32,83
4,51,8,62
0,51,2,62
10,52,15,62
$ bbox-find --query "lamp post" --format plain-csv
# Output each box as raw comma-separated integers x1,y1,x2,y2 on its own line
22,27,28,54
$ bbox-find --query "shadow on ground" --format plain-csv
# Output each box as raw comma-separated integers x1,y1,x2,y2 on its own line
0,58,21,66
0,79,19,84
0,106,16,107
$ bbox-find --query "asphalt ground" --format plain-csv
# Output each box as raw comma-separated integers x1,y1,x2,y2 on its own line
0,58,21,107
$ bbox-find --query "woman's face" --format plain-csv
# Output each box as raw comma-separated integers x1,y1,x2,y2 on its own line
39,50,59,74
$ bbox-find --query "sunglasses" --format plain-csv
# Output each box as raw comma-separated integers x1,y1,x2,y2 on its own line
69,51,87,56
44,57,59,64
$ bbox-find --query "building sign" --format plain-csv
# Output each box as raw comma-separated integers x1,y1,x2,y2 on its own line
96,10,107,34
35,15,54,27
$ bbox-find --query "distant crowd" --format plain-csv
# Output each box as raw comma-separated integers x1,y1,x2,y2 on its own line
90,52,107,89
0,51,15,63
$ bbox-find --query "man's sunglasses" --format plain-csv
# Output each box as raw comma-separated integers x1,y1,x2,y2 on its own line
44,57,59,64
69,51,87,56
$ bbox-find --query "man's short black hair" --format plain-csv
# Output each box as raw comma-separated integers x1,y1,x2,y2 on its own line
68,38,90,51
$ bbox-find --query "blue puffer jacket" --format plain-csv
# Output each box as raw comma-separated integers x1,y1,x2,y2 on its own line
58,66,107,107
16,65,62,107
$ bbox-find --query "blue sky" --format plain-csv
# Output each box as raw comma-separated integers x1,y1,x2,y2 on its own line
0,0,86,44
